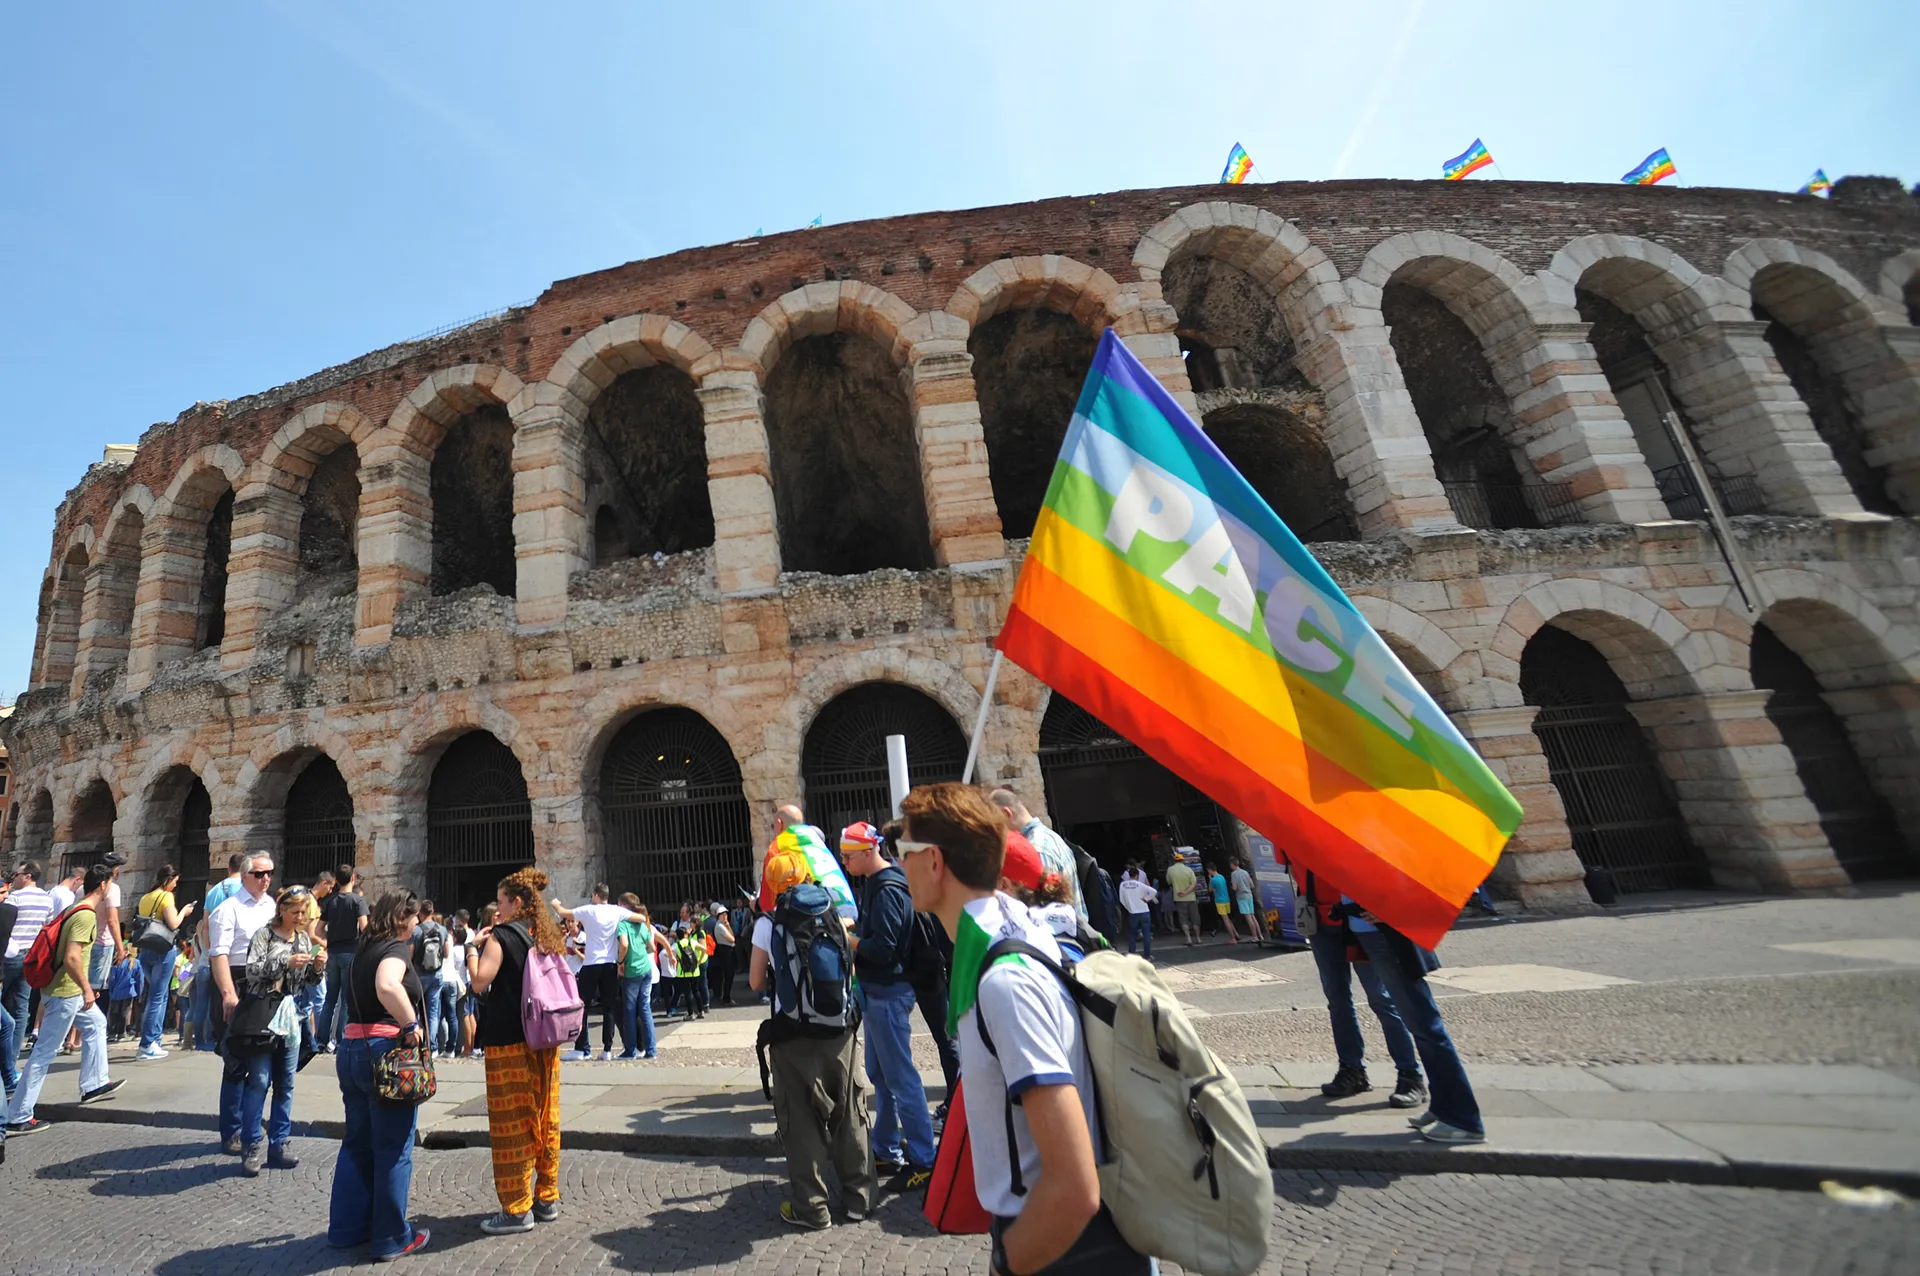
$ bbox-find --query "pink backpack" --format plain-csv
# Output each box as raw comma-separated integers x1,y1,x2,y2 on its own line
516,927,585,1050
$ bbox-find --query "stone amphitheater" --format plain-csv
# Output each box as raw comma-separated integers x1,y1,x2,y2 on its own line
5,176,1919,919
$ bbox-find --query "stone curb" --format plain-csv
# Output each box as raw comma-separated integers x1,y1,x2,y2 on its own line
32,1100,1919,1196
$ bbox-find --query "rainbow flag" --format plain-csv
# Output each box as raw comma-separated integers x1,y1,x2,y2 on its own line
1799,169,1832,196
1220,142,1254,184
1442,139,1493,181
1622,148,1677,186
997,331,1521,948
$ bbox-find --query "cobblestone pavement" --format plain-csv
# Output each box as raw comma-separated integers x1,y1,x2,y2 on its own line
4,1124,1916,1275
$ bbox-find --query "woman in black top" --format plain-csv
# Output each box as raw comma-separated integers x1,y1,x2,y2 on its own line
326,891,430,1262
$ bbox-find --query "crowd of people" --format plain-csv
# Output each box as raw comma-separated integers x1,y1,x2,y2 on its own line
0,781,1488,1272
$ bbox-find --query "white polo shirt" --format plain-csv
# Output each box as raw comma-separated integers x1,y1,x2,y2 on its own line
208,889,278,966
571,903,631,967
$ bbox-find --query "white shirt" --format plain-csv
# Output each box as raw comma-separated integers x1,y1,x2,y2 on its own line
443,941,467,992
49,883,78,913
571,903,630,967
208,889,278,964
5,886,55,957
1117,877,1158,915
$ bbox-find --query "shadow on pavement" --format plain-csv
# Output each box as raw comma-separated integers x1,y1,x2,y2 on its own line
32,1139,237,1197
594,1178,786,1270
154,1232,346,1276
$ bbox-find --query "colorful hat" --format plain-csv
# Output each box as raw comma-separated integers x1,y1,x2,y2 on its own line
761,843,815,900
1000,830,1044,892
840,821,883,853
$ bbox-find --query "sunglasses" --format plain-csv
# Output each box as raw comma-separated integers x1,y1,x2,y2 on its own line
247,869,275,879
893,839,937,857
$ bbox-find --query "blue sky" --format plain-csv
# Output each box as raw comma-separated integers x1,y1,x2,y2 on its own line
2,0,1914,699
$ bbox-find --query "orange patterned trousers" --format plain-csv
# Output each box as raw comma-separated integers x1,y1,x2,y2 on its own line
484,1042,562,1214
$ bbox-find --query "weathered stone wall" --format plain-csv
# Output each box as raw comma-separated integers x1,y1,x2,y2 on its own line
6,178,1919,918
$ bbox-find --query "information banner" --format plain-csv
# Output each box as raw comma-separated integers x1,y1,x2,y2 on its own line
1242,832,1306,947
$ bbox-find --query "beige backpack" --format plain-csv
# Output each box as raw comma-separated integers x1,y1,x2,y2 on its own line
982,939,1272,1276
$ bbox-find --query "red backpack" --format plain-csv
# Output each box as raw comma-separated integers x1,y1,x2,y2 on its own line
24,902,94,990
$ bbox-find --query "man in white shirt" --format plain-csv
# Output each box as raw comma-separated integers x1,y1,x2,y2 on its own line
1116,868,1158,961
208,853,280,1154
3,862,55,1065
901,783,1148,1276
47,863,83,914
551,885,648,1061
988,790,1085,923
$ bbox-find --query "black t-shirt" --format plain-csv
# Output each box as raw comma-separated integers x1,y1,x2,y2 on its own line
0,901,17,961
323,890,368,953
480,922,531,1049
348,938,425,1028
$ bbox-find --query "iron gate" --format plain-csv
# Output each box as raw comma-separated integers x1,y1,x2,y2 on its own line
427,733,534,914
801,684,966,837
285,757,355,887
177,781,212,913
1038,695,1231,861
601,707,754,912
1752,624,1908,881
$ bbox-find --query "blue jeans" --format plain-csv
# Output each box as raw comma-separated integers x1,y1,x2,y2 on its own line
1126,911,1153,959
138,947,180,1050
1349,927,1480,1134
862,980,935,1168
419,972,443,1053
328,1037,419,1258
238,1028,300,1148
190,967,217,1051
320,951,356,1045
434,982,459,1054
619,974,656,1057
1310,928,1417,1074
2,955,28,1063
0,997,15,1095
88,945,111,991
8,994,109,1122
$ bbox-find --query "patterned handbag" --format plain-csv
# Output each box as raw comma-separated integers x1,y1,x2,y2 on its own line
373,1040,438,1106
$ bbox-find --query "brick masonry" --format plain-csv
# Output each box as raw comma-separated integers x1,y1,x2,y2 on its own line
4,179,1919,914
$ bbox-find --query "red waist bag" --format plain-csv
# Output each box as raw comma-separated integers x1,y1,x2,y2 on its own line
922,1077,991,1235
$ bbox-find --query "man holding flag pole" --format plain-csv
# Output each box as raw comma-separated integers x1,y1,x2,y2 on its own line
962,329,1505,1143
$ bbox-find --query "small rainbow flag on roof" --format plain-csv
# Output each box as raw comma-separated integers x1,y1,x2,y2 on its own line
1622,148,1677,186
1220,143,1254,185
997,331,1522,948
1799,169,1832,196
1442,139,1493,181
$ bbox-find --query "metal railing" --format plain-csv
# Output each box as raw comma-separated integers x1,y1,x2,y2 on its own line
1653,464,1768,519
1441,480,1583,530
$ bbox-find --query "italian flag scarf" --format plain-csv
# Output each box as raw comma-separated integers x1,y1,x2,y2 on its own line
946,892,1064,1037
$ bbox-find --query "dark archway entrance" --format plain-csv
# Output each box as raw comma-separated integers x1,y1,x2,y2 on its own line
1037,695,1231,880
177,781,212,913
584,366,715,564
285,757,355,886
427,733,533,915
1751,623,1907,881
67,781,118,881
600,708,753,912
431,407,518,596
1521,625,1708,896
801,684,966,837
1202,404,1356,542
969,308,1098,541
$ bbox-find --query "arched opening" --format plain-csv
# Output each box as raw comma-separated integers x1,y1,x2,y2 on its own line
426,732,533,915
1750,265,1897,514
17,790,54,866
801,683,966,835
1201,404,1357,542
1906,277,1920,327
1163,253,1308,393
969,308,1098,541
430,405,518,596
86,506,145,682
1520,625,1708,896
299,444,361,585
198,489,234,649
67,779,118,880
598,707,752,912
1577,288,1765,518
1751,622,1907,881
285,756,356,886
763,333,931,575
142,766,213,911
583,365,714,564
1038,694,1234,879
42,544,89,691
1384,283,1546,530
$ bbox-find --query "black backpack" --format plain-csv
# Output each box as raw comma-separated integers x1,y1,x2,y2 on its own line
415,924,445,973
767,883,858,1040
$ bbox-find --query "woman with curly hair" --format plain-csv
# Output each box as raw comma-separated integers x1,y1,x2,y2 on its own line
469,866,567,1235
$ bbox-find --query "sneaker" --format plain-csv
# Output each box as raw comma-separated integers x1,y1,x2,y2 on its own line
377,1228,431,1261
600,1050,615,1061
779,1201,830,1231
480,1211,536,1235
1388,1069,1427,1110
222,1136,243,1155
81,1079,125,1103
873,1157,906,1176
560,1050,591,1062
615,1051,640,1061
1407,1109,1439,1129
532,1199,560,1224
137,1045,169,1061
843,1202,870,1223
1418,1120,1486,1144
267,1143,300,1170
242,1143,266,1175
6,1118,48,1137
884,1165,934,1195
1319,1065,1370,1098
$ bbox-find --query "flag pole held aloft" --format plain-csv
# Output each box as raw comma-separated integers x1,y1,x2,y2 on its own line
992,331,1522,948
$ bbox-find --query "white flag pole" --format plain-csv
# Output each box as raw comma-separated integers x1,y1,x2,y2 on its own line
886,734,911,820
961,650,1006,786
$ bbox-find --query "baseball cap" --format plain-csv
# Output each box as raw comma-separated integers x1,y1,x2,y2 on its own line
1000,830,1044,892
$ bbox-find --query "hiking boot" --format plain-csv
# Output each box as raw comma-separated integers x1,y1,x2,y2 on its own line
779,1201,831,1230
81,1080,125,1103
884,1164,934,1195
480,1211,535,1235
242,1143,266,1175
1319,1065,1370,1098
1388,1070,1427,1110
533,1199,560,1224
267,1143,300,1170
